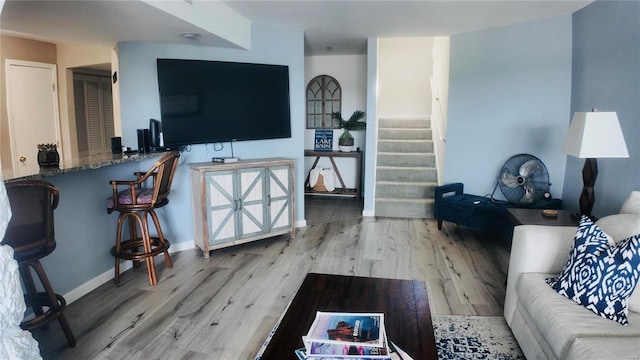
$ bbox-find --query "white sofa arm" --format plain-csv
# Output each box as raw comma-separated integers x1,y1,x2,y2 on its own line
504,225,577,324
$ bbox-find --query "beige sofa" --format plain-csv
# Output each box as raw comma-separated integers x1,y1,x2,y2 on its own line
504,195,640,360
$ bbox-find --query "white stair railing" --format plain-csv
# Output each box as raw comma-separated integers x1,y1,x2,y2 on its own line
430,76,446,142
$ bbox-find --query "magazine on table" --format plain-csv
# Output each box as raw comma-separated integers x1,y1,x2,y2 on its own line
295,341,412,360
297,311,414,360
303,329,390,358
305,312,385,348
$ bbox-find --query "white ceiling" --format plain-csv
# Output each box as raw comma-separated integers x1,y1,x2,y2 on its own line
0,0,592,55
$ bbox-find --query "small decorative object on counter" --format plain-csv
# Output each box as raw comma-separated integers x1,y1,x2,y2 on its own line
37,143,60,168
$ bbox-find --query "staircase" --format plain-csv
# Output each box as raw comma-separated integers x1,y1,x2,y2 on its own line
375,118,437,218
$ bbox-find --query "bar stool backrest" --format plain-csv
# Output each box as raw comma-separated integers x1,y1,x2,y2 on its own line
2,179,58,261
109,151,180,212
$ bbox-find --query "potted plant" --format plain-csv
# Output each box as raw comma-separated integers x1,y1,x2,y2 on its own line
332,110,366,152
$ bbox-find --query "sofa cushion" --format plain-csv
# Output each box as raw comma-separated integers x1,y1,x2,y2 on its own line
620,190,640,214
597,213,640,313
565,336,640,360
518,272,640,359
546,216,640,325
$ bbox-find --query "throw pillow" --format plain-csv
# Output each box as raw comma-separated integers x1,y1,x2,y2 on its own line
546,216,640,325
620,191,640,214
597,214,640,313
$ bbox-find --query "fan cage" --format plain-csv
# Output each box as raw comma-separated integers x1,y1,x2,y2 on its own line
494,153,550,205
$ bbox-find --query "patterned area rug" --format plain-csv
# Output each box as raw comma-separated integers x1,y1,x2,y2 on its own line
432,315,525,360
255,314,525,360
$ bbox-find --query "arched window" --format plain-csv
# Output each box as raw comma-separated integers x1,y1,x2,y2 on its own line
306,75,341,129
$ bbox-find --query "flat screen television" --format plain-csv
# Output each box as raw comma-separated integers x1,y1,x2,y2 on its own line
156,58,291,147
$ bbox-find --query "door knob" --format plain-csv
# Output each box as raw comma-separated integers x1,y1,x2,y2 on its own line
19,156,26,163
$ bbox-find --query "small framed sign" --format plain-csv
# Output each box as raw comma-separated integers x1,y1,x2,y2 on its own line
314,129,333,151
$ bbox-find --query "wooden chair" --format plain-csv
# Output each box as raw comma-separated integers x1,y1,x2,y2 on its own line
107,151,180,286
2,179,77,347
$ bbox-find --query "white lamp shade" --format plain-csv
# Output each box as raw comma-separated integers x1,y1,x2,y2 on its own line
562,111,629,158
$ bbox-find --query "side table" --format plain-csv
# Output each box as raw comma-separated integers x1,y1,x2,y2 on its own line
506,208,578,227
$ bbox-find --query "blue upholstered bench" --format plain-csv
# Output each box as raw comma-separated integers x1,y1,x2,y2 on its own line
434,183,562,238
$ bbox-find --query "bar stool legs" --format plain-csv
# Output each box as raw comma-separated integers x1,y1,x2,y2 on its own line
107,151,179,287
20,260,77,347
112,209,172,286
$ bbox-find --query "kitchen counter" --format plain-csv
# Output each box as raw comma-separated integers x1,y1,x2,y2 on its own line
2,152,167,181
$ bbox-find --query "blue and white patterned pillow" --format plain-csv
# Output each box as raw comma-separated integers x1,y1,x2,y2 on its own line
546,216,640,325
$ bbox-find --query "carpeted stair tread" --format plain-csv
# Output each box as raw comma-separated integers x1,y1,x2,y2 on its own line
378,139,434,153
375,197,434,203
377,166,437,182
376,165,435,170
375,198,434,218
376,180,437,186
375,117,437,219
376,181,437,198
379,118,430,128
377,153,435,167
378,128,432,141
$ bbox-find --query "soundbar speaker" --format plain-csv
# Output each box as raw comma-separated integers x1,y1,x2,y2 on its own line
137,129,150,153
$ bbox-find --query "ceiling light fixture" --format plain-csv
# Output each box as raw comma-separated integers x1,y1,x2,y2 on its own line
181,32,201,40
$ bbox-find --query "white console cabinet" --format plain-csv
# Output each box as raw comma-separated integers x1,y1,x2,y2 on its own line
189,158,295,258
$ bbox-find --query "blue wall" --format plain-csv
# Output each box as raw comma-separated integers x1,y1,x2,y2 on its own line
446,16,573,201
117,22,306,236
41,158,159,296
39,22,304,296
563,0,640,217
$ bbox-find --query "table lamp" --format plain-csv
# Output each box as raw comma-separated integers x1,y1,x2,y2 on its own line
562,111,629,218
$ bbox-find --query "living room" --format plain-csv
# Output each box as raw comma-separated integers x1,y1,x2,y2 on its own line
1,0,638,359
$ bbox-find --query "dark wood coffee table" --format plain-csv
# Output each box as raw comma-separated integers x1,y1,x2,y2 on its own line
259,273,438,359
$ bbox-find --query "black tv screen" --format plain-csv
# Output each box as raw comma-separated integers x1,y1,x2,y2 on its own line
156,58,291,147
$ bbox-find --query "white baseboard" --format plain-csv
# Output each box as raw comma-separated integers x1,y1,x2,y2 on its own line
362,210,375,217
63,240,196,305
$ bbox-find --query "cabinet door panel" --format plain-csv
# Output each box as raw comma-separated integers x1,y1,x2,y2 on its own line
267,165,292,232
237,168,266,238
209,208,236,243
269,199,290,230
206,171,236,243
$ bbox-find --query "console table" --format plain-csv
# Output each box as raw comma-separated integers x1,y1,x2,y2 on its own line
304,150,362,201
189,158,295,258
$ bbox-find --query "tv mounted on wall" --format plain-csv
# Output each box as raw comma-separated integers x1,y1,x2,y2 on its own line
156,58,291,147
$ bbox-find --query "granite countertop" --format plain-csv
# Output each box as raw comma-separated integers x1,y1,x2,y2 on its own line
2,151,167,181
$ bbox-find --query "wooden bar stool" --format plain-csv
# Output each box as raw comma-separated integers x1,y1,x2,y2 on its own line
3,179,77,347
107,152,180,286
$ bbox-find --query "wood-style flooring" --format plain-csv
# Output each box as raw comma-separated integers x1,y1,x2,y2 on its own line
32,197,512,360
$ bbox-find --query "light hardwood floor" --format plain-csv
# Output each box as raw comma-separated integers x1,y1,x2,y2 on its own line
33,199,512,360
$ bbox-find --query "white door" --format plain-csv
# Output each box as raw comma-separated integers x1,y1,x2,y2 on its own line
5,60,62,175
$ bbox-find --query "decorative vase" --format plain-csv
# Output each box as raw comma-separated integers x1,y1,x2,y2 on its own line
338,131,354,152
37,143,60,168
